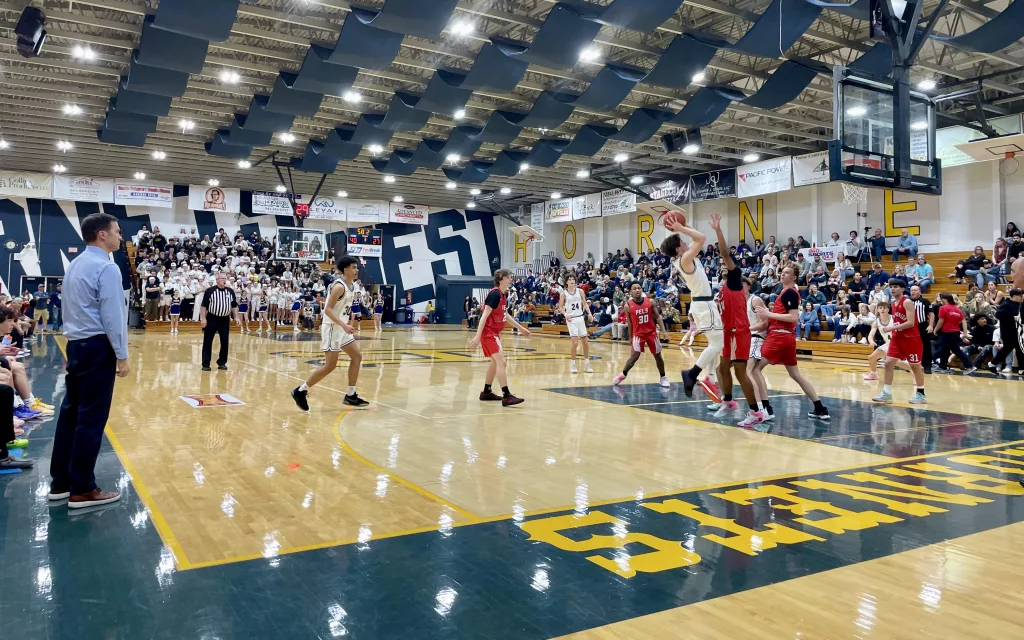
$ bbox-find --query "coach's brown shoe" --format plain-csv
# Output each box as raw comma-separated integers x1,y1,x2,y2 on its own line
68,488,121,509
479,390,502,401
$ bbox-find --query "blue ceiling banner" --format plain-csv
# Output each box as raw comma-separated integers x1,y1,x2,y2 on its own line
443,161,495,184
461,43,529,93
290,147,340,173
929,1,1024,53
438,127,485,157
487,151,529,177
562,124,618,156
805,0,871,21
293,45,359,95
135,16,208,74
350,115,397,145
408,140,448,170
103,110,158,134
205,132,252,159
740,58,829,110
613,108,676,143
150,0,239,41
575,64,647,111
350,0,459,40
416,69,474,114
226,116,274,146
109,88,171,117
239,95,296,132
470,112,524,145
491,3,603,70
849,42,894,76
643,34,724,90
595,0,683,32
122,53,190,96
524,139,571,167
727,0,821,58
319,127,365,160
515,90,578,129
672,86,747,128
264,72,324,117
97,127,147,147
327,12,405,70
370,150,419,175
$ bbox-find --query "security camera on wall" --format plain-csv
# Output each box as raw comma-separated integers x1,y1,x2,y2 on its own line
14,6,47,58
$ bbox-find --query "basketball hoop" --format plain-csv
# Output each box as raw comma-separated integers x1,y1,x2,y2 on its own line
1001,151,1019,176
841,182,869,210
296,250,309,259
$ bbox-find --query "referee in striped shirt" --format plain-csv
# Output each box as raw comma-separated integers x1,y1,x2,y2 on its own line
200,272,240,371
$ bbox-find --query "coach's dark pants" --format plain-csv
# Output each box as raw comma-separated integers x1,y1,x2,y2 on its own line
918,325,933,371
50,335,117,495
202,315,231,367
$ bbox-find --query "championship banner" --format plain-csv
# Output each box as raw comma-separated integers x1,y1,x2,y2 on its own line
348,227,383,257
601,188,636,216
798,246,841,264
188,185,240,213
0,172,53,198
51,175,114,202
530,202,545,230
346,200,387,224
793,151,830,186
571,193,601,220
736,156,792,197
251,190,299,215
114,180,173,208
689,169,736,202
389,201,428,225
642,179,691,205
304,195,347,221
545,197,571,222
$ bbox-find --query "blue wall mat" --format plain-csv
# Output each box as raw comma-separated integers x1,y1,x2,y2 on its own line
443,161,494,183
741,58,828,110
643,34,724,89
265,72,325,116
240,95,297,132
226,116,274,146
461,43,529,93
370,150,419,175
672,86,747,128
516,90,578,129
595,0,682,32
929,1,1024,53
489,151,530,177
104,110,159,133
205,133,253,159
562,124,617,156
97,127,147,147
327,12,405,70
110,88,172,117
612,108,675,143
350,0,460,40
151,0,239,41
471,112,523,145
575,64,647,112
416,69,473,114
123,53,190,96
293,44,359,95
491,3,603,69
135,16,209,73
727,0,821,58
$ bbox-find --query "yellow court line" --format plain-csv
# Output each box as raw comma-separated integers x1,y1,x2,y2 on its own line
54,336,194,570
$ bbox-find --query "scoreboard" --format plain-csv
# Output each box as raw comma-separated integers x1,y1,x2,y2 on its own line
347,226,383,257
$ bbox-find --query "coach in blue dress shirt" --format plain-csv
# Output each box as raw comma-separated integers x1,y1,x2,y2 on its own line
50,213,130,509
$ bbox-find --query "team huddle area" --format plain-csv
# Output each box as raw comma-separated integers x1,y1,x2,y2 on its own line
6,0,1024,638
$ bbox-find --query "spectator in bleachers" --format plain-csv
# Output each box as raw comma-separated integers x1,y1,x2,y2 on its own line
867,262,890,290
804,284,827,314
993,237,1009,279
831,305,854,342
797,235,811,249
849,303,875,344
847,230,865,263
798,302,821,340
908,255,934,292
990,288,1022,374
869,282,890,312
965,313,996,369
795,253,812,285
985,282,1005,306
1008,232,1023,266
892,230,918,262
961,245,995,288
867,229,887,262
847,271,868,304
1006,221,1020,238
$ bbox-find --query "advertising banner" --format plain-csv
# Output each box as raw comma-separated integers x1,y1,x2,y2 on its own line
347,200,388,224
51,175,114,202
348,227,383,257
304,195,347,221
389,201,428,225
689,169,736,201
642,180,691,205
114,180,173,208
530,202,545,230
792,151,831,186
571,192,601,220
736,156,792,197
0,172,53,198
600,188,636,216
188,185,240,213
251,190,299,216
545,197,572,222
798,246,841,264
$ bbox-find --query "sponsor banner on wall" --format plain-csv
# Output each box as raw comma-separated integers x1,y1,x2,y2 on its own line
389,201,428,224
347,200,388,224
689,169,736,201
304,195,347,221
251,190,299,215
571,192,601,220
798,246,841,263
188,185,241,213
736,156,792,197
793,151,830,186
545,197,572,222
114,180,173,208
600,188,636,216
530,202,545,231
642,180,691,205
348,226,383,257
0,172,53,198
51,175,115,202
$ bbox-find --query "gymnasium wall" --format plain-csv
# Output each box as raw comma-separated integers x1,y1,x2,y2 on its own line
508,160,1013,269
0,194,502,311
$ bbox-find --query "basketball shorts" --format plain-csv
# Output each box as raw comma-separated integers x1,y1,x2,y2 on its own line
887,335,923,364
631,334,662,354
321,321,356,352
567,315,588,338
750,335,765,360
723,329,751,362
762,331,797,367
689,299,723,333
481,334,503,358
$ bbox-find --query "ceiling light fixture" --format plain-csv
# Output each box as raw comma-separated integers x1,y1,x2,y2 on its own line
393,195,404,202
0,139,9,150
692,71,706,83
450,20,474,36
71,45,96,60
446,153,461,164
368,144,384,154
219,69,240,84
682,143,700,155
56,140,73,152
743,153,760,163
62,104,82,115
152,150,166,160
133,171,146,180
470,188,481,195
53,164,67,173
917,79,937,91
445,181,457,190
911,120,928,131
279,132,296,143
576,169,590,179
276,185,287,193
343,90,362,103
846,105,868,117
579,46,600,62
337,190,348,198
383,175,395,183
208,179,220,186
630,176,644,185
551,192,562,199
613,153,628,163
500,187,511,194
466,201,477,208
519,163,529,172
454,108,466,120
237,160,251,168
179,119,195,131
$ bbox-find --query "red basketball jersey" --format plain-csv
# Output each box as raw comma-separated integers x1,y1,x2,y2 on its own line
769,287,799,334
628,297,656,337
482,287,507,337
719,286,749,332
890,295,916,337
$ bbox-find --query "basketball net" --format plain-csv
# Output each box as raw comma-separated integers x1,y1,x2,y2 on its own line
841,182,868,212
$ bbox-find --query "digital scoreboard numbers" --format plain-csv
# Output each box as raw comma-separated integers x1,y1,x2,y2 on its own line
347,226,383,257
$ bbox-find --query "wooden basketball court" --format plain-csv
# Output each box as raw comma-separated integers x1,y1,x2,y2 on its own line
7,326,1023,638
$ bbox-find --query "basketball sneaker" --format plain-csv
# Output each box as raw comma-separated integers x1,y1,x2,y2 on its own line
583,360,593,373
706,402,722,411
737,411,765,428
30,398,55,411
28,401,54,416
502,394,524,407
872,390,893,403
613,373,626,386
290,387,310,412
764,409,776,422
909,391,927,404
569,361,578,374
808,407,831,421
862,372,879,381
698,378,723,404
713,401,738,418
682,370,697,397
479,390,502,401
344,393,369,408
659,376,670,388
13,406,41,421
5,438,28,449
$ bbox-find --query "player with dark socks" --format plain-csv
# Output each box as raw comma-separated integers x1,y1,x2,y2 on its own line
682,366,701,397
501,385,524,407
480,383,502,401
809,399,830,421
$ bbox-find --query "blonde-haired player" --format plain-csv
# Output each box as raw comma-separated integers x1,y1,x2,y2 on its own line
290,256,368,411
558,274,594,373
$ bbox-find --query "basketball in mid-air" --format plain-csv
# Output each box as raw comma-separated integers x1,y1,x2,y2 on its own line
657,208,687,229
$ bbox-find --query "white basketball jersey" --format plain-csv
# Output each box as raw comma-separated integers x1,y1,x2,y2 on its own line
324,279,354,326
564,288,585,318
747,296,761,334
673,256,712,298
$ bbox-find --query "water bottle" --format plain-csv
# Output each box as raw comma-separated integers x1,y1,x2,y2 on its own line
1,335,11,347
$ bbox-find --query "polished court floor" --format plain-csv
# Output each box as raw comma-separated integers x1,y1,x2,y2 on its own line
3,326,1024,639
